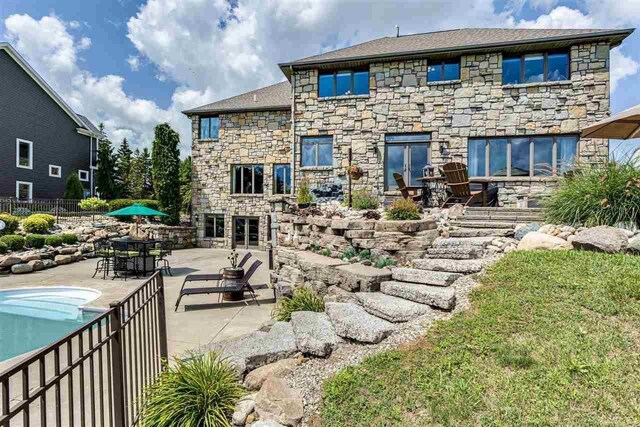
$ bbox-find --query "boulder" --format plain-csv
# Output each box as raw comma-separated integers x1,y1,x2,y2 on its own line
629,235,640,252
571,226,628,253
355,292,432,322
11,263,33,274
27,259,44,272
42,259,57,269
232,394,256,426
448,204,464,218
374,220,435,233
0,256,22,268
244,358,297,391
516,232,572,251
514,222,541,241
254,378,304,426
291,311,338,357
391,268,461,287
249,420,286,427
20,253,41,263
54,254,74,265
335,263,392,292
380,281,456,310
58,247,78,255
323,286,356,303
325,302,394,343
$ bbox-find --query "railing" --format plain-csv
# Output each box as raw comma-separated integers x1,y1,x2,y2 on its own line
0,198,110,223
0,272,168,427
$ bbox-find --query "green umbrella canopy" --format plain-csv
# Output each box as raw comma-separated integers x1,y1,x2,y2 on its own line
106,203,167,217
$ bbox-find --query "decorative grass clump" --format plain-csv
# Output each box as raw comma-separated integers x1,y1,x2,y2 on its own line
60,233,79,245
28,213,56,229
297,180,314,205
544,161,640,227
273,287,325,322
21,217,49,234
0,235,25,251
0,213,20,236
140,353,244,427
385,198,421,220
25,234,46,249
351,190,379,210
45,235,64,247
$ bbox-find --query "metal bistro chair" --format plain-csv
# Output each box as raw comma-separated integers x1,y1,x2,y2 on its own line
151,240,174,276
92,239,114,279
111,239,140,281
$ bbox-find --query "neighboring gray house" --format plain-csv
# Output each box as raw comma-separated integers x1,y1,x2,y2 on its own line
0,42,101,200
185,27,634,249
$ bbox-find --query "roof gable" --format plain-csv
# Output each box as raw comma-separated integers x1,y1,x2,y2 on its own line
183,81,291,115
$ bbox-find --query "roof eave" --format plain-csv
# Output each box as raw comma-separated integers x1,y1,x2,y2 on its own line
182,105,291,116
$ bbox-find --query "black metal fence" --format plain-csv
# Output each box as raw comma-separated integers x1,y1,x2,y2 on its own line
0,198,110,223
0,272,168,427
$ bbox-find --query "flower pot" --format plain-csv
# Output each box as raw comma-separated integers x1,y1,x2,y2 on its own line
350,171,363,180
223,267,244,301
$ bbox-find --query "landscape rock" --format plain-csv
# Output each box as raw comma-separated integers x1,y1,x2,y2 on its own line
514,222,541,241
42,259,57,269
27,259,44,272
516,232,572,251
335,263,392,292
571,226,628,253
0,256,21,268
11,263,33,274
448,204,464,218
58,247,78,255
629,235,640,252
355,292,432,322
291,311,338,357
323,286,356,303
54,254,74,265
244,359,297,391
20,253,41,263
325,302,394,343
249,420,286,427
412,258,483,274
254,378,304,426
232,394,256,426
374,220,435,233
381,281,456,310
391,267,462,286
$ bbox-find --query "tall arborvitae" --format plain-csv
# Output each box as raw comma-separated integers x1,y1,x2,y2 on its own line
151,123,181,225
95,123,118,199
116,138,133,197
140,147,154,198
130,148,145,199
179,156,192,214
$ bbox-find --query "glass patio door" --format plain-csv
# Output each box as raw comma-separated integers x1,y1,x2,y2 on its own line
384,134,431,190
233,217,260,249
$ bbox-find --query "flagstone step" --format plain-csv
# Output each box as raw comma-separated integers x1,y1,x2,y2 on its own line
354,292,433,323
425,246,485,259
462,213,544,222
412,258,484,274
448,228,513,238
380,281,456,310
432,236,495,248
391,267,462,286
449,220,516,229
325,302,394,344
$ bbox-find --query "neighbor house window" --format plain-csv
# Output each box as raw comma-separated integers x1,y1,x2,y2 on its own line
301,136,333,167
78,170,90,182
468,135,578,177
502,52,569,84
16,181,32,200
232,165,264,194
384,133,431,190
427,59,460,82
204,214,225,238
49,165,62,178
16,139,33,169
318,69,369,97
199,116,220,139
273,164,291,194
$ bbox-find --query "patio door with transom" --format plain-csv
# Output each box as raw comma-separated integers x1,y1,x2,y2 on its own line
233,217,260,249
384,133,431,190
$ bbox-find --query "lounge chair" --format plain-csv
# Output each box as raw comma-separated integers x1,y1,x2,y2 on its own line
441,162,497,207
174,253,255,310
392,173,422,202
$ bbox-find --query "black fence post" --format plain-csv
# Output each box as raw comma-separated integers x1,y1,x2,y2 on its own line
348,147,353,208
109,303,126,427
156,274,169,361
55,199,60,224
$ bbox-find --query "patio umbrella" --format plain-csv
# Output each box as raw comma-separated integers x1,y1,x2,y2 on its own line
581,104,640,139
106,203,167,234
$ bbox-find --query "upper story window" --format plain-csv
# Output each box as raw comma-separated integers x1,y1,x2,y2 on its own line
200,116,220,139
78,170,90,182
427,59,460,82
273,164,291,194
318,69,369,97
301,136,333,167
468,135,578,178
232,164,264,194
503,52,569,85
16,138,33,169
49,165,62,178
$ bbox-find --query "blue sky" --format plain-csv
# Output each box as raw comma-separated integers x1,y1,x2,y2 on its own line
1,0,639,158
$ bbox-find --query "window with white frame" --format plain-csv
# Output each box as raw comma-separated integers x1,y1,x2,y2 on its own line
78,170,90,182
16,181,32,200
468,135,579,177
49,165,62,178
16,139,33,169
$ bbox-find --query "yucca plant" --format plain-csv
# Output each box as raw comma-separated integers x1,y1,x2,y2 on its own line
544,161,640,227
273,287,325,322
140,353,244,427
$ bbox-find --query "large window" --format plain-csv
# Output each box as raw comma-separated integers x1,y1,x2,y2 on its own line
199,116,220,139
385,133,431,190
468,135,578,177
16,139,33,169
232,164,264,194
16,181,32,200
427,59,460,82
318,70,369,97
301,136,333,167
273,164,291,194
204,214,225,238
503,52,569,84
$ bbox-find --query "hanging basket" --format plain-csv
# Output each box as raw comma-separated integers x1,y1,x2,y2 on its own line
348,165,364,180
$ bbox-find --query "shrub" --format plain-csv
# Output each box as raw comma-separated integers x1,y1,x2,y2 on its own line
385,198,421,220
28,213,56,229
64,172,85,200
342,246,357,260
358,249,373,261
309,243,321,253
45,235,64,247
544,161,640,227
297,180,314,205
0,235,25,251
108,199,161,211
320,248,331,257
0,241,7,254
79,197,109,222
351,190,379,210
60,233,78,245
374,256,396,269
0,213,20,235
25,234,46,249
21,217,49,234
140,353,244,427
273,287,325,322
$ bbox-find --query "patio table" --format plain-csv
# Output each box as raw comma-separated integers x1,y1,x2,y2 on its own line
109,238,159,278
416,176,446,208
468,177,491,207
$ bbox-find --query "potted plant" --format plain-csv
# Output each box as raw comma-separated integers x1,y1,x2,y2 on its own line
348,164,364,180
223,250,244,301
297,180,315,209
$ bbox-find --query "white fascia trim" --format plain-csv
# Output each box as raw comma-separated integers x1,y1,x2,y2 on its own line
77,127,101,138
49,164,62,178
15,181,33,200
78,169,90,182
16,138,33,170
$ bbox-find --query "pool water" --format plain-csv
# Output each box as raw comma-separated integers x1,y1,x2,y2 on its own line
0,287,102,362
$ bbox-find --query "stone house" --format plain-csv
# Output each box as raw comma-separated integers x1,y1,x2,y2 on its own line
184,28,633,249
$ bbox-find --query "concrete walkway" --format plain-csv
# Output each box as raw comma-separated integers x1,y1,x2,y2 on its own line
0,248,275,359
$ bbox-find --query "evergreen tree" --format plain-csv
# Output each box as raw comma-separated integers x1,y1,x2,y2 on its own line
95,124,118,199
151,123,181,225
116,138,133,197
130,148,145,199
179,156,192,214
64,171,85,199
141,147,154,198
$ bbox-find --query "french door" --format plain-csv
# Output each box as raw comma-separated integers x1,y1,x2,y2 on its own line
233,217,260,249
384,134,431,190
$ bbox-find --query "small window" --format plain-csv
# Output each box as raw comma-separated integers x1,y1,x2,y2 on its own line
16,181,32,200
78,170,89,182
502,52,569,84
318,70,369,97
273,164,291,195
427,59,460,82
232,165,264,194
16,139,33,169
49,165,62,178
204,214,225,238
199,117,220,139
301,136,333,167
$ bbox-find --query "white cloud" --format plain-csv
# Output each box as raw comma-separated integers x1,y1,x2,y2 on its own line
127,55,140,71
68,20,81,29
514,6,595,29
610,47,640,93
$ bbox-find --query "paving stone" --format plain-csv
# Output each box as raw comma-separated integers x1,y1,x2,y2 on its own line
412,258,483,274
432,237,495,248
355,292,433,322
291,311,338,357
335,263,392,292
448,228,513,238
391,267,462,286
381,281,456,310
425,246,484,259
325,302,394,343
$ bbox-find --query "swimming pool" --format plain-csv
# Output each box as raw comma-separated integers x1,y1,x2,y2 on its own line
0,287,103,362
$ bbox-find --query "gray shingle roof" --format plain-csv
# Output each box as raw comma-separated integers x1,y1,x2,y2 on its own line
183,81,291,115
77,114,102,136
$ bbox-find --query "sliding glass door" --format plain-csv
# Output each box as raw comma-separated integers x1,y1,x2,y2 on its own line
233,217,260,249
384,133,431,190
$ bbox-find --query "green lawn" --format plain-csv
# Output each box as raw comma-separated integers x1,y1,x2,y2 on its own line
321,251,640,426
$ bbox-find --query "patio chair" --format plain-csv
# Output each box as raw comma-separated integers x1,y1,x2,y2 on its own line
441,162,494,208
151,240,173,276
392,173,422,203
92,240,114,280
174,259,263,311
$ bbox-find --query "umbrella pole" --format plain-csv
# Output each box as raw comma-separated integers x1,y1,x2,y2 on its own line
136,215,141,235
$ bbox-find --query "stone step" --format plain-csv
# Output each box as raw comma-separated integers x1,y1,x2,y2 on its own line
465,207,544,213
463,213,544,222
412,258,484,274
449,220,516,229
325,302,394,344
354,292,433,322
448,228,513,238
425,246,484,260
381,281,456,310
432,236,495,248
391,267,462,286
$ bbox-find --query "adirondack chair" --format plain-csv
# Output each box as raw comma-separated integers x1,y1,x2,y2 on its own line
392,173,422,202
441,162,487,207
